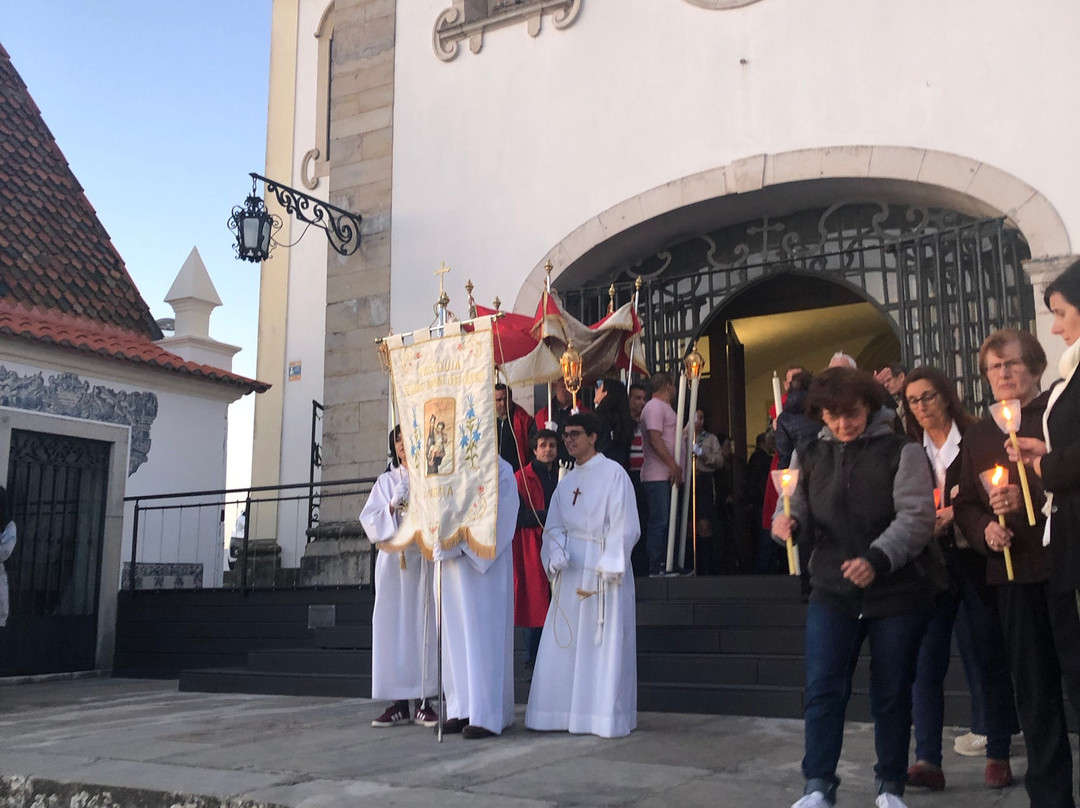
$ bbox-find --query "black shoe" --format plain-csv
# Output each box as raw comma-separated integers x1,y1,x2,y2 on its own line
462,724,496,739
438,717,468,734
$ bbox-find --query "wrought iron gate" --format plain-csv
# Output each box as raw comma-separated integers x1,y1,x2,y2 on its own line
1,429,110,674
559,202,1034,412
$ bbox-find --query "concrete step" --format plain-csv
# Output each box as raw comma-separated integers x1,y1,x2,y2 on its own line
247,648,372,675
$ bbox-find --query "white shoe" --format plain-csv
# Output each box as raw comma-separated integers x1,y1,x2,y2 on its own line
953,732,987,757
791,792,831,808
875,794,908,808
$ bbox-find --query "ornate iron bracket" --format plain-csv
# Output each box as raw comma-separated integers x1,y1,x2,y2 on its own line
253,172,363,256
433,0,581,62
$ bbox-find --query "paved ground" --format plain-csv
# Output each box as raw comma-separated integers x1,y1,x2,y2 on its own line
0,677,1065,807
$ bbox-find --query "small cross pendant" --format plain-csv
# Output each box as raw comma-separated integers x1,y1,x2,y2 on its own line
572,488,582,505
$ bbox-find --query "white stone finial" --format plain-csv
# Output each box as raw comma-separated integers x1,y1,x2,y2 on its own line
157,246,240,371
165,247,222,338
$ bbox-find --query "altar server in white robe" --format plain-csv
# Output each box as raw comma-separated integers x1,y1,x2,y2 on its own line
433,456,518,739
526,412,641,738
359,426,439,728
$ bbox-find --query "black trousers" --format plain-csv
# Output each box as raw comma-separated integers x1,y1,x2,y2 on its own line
998,582,1080,808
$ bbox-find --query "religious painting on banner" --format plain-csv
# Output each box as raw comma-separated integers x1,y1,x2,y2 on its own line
383,319,499,559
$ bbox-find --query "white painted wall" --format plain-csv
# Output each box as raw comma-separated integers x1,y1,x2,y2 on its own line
389,0,1080,331
279,0,329,492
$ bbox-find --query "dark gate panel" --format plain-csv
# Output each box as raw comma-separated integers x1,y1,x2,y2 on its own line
1,429,110,674
559,204,1034,414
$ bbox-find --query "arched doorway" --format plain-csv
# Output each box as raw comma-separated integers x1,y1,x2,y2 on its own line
556,199,1034,570
559,199,1033,410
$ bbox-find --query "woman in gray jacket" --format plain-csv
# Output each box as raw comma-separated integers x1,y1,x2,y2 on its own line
773,367,938,808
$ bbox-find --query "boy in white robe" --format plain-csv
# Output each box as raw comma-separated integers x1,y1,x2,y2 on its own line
525,412,641,738
359,427,438,727
433,457,518,738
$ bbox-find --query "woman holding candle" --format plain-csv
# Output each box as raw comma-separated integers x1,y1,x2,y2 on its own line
954,327,1080,808
772,367,937,808
1009,261,1080,606
901,366,1016,791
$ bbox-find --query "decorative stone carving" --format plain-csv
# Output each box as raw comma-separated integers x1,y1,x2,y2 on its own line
682,0,764,8
0,365,158,475
433,0,581,62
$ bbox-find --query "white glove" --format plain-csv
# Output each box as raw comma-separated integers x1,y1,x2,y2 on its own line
432,541,445,563
390,477,410,508
692,443,703,457
547,543,569,575
570,407,580,415
545,420,558,431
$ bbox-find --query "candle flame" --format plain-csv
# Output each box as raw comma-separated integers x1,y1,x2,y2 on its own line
992,465,1004,486
781,472,792,486
1001,405,1012,423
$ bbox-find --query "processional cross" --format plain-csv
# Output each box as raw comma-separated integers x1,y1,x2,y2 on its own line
435,263,451,295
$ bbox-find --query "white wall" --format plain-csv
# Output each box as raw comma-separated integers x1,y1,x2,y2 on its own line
389,0,1080,330
0,358,235,588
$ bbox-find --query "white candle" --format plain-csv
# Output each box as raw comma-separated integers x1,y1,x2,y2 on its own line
772,371,783,421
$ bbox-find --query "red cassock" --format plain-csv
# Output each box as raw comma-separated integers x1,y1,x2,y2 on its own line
513,464,552,628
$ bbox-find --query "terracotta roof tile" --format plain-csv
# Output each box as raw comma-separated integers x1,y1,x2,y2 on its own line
0,299,268,393
1,43,160,337
0,42,268,395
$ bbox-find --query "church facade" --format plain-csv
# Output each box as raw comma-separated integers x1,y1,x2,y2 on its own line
254,0,1080,503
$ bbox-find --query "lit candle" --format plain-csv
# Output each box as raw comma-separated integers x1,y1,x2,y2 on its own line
989,400,1037,526
772,371,783,423
979,464,1015,582
771,468,800,576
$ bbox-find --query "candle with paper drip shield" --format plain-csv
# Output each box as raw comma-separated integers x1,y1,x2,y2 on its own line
771,468,800,575
988,399,1037,526
980,464,1016,581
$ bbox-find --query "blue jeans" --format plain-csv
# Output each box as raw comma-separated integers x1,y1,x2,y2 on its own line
643,481,671,574
803,600,928,801
912,549,1016,765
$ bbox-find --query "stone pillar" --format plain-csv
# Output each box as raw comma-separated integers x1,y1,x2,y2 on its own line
320,0,396,521
1023,254,1078,388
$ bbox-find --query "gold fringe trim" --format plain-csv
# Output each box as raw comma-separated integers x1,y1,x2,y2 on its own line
382,526,497,562
576,588,597,599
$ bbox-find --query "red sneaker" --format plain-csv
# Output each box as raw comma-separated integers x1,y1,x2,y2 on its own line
414,699,439,727
906,760,945,791
371,701,411,728
985,759,1014,789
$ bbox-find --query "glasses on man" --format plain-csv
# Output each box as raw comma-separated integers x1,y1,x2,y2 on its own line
906,391,940,409
985,358,1025,376
562,429,587,441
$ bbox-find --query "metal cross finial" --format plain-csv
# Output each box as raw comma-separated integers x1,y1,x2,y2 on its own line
436,263,451,296
493,296,502,311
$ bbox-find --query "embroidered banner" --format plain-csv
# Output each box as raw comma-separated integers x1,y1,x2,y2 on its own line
384,320,498,558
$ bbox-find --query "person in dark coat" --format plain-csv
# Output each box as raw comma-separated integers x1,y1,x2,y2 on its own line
773,368,938,808
956,327,1080,808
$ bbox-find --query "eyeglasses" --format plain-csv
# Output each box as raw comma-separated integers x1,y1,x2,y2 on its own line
562,429,586,441
985,358,1025,376
906,391,940,409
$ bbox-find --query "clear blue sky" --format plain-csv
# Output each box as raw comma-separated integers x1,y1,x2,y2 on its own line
3,2,272,487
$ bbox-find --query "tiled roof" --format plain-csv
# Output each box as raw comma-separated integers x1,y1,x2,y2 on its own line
0,43,267,395
0,298,269,393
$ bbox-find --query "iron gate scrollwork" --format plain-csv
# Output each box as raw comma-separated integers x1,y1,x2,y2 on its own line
559,201,1034,412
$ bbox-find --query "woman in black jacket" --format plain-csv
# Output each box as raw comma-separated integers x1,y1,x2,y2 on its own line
1012,260,1080,601
772,368,936,808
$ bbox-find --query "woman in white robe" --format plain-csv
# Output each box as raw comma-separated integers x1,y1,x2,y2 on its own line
526,412,641,738
359,427,438,727
0,486,14,628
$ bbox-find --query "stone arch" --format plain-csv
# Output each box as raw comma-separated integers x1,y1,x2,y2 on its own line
515,146,1070,313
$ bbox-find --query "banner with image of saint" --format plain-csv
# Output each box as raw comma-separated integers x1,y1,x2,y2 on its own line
383,319,498,559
